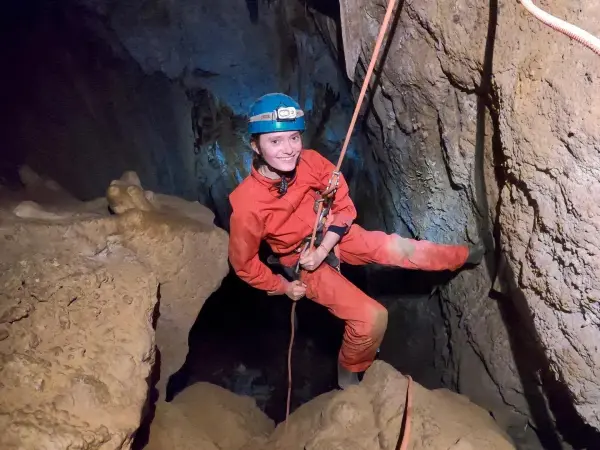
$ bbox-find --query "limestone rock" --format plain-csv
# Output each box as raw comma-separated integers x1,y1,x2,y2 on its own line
0,212,157,449
247,361,514,450
0,168,229,446
107,171,229,398
146,383,274,450
337,0,600,437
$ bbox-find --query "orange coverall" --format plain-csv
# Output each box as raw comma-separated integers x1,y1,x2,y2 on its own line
228,149,469,372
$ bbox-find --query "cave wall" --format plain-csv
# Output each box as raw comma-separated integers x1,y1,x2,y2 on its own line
1,0,374,226
100,0,375,227
337,0,600,443
0,4,197,201
4,0,599,445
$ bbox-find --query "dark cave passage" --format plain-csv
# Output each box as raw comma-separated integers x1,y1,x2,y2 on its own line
166,255,458,424
167,270,341,423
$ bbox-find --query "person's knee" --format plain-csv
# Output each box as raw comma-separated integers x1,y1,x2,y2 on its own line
389,234,416,259
368,303,388,338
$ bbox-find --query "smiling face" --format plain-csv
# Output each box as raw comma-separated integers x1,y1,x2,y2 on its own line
251,130,303,173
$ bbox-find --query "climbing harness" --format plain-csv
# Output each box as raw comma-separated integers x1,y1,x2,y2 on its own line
283,0,600,442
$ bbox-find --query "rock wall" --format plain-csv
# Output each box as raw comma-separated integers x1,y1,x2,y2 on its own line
0,178,157,448
336,0,600,445
1,4,197,201
0,167,229,447
244,361,515,450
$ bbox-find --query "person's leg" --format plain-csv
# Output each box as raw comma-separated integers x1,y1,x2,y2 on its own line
338,224,469,271
298,263,388,387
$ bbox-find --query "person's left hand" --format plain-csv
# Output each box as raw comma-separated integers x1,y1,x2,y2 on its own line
299,246,328,272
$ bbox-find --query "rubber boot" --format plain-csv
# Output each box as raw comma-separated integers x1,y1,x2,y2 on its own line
337,362,360,389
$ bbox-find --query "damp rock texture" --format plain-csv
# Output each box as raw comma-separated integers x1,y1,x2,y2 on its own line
243,361,514,450
0,177,156,449
106,171,230,397
336,0,600,438
0,168,228,448
146,383,274,450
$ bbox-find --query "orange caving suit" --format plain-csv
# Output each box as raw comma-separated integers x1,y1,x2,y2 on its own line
228,149,469,372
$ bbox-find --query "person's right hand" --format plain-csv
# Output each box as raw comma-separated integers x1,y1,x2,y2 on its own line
285,280,307,301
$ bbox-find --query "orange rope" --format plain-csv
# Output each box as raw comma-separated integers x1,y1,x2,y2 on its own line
285,0,399,426
285,301,296,434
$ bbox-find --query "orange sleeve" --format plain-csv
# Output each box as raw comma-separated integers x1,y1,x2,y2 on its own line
313,151,357,229
228,207,288,295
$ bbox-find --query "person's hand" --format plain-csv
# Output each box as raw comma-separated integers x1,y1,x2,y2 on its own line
299,246,328,272
285,280,307,301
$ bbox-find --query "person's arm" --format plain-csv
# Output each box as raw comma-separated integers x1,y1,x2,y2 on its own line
318,230,341,254
298,230,341,271
228,208,287,295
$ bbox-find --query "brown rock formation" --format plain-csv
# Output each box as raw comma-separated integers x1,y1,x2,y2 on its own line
106,171,229,398
0,168,229,448
146,383,274,450
337,0,600,436
243,361,515,450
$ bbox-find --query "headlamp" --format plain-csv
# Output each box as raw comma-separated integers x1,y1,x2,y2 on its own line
275,106,298,121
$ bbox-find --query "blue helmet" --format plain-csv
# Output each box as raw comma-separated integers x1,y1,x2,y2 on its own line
248,93,305,134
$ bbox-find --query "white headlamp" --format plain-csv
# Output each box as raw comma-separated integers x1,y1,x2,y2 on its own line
275,106,298,120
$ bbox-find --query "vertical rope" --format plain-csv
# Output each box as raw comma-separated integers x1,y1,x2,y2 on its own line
285,0,400,427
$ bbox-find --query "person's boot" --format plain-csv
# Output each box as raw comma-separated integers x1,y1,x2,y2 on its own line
465,241,486,266
337,362,360,389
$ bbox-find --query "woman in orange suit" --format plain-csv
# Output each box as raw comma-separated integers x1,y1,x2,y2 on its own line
228,93,484,388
